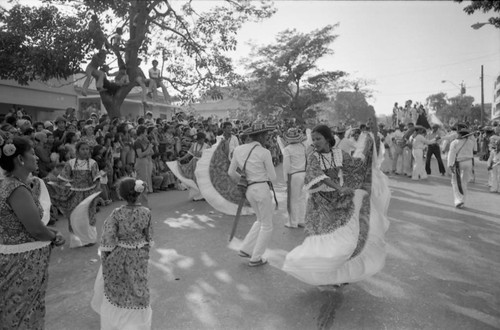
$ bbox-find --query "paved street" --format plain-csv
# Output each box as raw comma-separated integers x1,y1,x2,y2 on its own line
45,158,500,330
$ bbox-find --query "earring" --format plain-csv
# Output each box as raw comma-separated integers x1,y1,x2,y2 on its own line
21,162,25,166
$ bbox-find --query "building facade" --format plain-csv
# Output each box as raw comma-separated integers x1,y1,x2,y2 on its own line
0,74,180,122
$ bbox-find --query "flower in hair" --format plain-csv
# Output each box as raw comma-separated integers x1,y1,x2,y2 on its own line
0,135,4,147
134,180,145,193
3,143,16,157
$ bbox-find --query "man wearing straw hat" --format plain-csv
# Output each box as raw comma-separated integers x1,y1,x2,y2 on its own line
425,124,446,176
282,128,308,228
447,127,476,209
228,122,277,267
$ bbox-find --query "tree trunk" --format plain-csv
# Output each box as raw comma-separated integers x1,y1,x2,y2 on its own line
100,85,131,119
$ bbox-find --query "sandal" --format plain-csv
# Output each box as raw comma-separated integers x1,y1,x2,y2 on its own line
238,250,251,258
248,258,268,267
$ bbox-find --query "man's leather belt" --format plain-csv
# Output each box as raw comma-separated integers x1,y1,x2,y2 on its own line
248,181,268,186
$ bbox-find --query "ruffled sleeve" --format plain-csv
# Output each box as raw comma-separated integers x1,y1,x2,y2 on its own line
89,159,100,182
100,208,118,252
304,152,329,192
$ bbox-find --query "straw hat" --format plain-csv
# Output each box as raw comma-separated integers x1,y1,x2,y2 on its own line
243,121,275,136
458,127,471,136
284,127,306,144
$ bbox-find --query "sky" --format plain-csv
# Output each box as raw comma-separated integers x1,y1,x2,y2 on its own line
2,0,499,116
212,1,500,115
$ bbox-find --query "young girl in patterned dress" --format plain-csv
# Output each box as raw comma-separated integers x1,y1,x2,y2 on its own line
91,178,153,330
58,141,101,247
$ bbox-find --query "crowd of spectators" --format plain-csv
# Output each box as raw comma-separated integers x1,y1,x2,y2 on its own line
0,105,293,223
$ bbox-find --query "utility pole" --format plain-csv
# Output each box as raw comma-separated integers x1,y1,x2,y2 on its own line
481,65,484,126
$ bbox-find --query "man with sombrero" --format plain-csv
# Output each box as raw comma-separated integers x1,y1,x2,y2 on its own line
282,127,307,228
425,124,446,176
447,127,476,208
228,121,277,267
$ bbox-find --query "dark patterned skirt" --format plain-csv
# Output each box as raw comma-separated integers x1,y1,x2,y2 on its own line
194,141,253,215
91,246,152,329
0,244,52,330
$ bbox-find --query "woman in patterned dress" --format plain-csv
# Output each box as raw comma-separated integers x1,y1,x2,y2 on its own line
91,178,153,330
0,136,65,329
58,141,102,247
282,124,390,287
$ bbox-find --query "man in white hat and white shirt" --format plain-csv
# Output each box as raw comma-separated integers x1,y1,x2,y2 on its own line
447,128,476,208
228,122,276,267
282,128,308,228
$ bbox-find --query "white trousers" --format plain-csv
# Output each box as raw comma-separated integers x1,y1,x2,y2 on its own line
286,172,306,227
240,183,274,262
392,145,403,173
489,166,500,193
402,147,412,176
451,159,472,206
412,149,427,180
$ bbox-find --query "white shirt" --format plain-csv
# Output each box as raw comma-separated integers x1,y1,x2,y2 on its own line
225,134,240,158
282,142,307,181
228,141,276,183
412,134,434,150
337,138,357,155
149,68,160,79
447,137,477,166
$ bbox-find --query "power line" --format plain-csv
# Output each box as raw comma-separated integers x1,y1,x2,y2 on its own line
375,53,500,79
380,84,480,97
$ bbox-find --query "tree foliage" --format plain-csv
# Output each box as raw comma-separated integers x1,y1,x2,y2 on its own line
455,0,500,28
0,5,91,85
242,25,346,124
332,91,375,126
426,92,448,112
0,0,275,118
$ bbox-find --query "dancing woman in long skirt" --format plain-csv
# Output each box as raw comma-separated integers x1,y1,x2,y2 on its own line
283,125,390,287
92,178,153,330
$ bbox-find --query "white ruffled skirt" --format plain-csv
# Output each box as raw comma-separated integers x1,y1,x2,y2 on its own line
283,168,390,286
91,265,152,330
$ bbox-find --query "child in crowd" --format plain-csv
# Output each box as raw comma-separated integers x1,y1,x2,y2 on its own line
92,145,112,206
113,158,126,182
91,178,153,329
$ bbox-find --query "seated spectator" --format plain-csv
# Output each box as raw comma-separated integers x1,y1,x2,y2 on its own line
111,65,129,86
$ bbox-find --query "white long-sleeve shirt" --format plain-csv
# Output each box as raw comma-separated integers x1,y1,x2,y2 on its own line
282,142,307,181
337,138,357,155
224,134,240,159
412,134,435,150
228,141,276,183
447,137,477,167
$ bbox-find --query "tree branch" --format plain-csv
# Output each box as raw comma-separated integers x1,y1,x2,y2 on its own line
151,20,202,52
163,0,198,47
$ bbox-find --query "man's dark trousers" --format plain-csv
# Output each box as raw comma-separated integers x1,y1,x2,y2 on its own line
425,144,446,175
